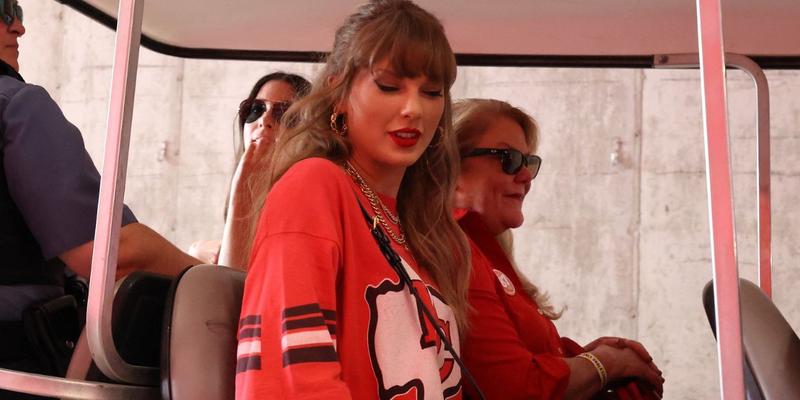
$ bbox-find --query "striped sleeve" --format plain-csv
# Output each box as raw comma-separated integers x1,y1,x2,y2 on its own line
280,304,338,366
236,315,262,373
235,231,352,399
235,159,353,399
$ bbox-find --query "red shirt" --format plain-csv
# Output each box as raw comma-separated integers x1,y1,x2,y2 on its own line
458,211,571,400
236,158,463,400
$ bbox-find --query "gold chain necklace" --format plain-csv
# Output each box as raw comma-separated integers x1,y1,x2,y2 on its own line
346,162,400,224
343,162,407,247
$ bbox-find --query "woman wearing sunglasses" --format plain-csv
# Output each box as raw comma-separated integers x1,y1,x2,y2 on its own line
453,99,665,399
188,72,310,269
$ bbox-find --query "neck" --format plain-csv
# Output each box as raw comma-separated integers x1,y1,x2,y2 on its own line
348,157,405,197
0,59,23,82
454,193,505,236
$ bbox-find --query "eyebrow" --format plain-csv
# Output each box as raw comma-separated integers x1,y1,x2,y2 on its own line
372,68,442,86
496,141,530,153
372,68,399,79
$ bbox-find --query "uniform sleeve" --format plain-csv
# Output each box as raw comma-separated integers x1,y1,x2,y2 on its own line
462,246,570,400
235,159,352,400
2,84,136,259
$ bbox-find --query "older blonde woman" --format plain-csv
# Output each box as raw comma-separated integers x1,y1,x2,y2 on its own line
454,99,664,400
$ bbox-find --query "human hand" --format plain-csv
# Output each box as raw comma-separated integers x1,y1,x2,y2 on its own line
188,239,221,264
230,137,272,208
239,137,272,179
590,343,664,398
585,337,655,368
602,378,662,400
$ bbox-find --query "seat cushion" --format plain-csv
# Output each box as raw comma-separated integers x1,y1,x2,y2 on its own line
161,264,245,400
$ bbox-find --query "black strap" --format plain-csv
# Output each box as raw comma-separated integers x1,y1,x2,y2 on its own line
355,198,486,400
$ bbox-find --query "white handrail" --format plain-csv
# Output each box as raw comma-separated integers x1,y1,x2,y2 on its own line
655,52,772,296
722,54,773,299
696,0,746,398
725,54,772,298
85,0,158,385
0,368,158,399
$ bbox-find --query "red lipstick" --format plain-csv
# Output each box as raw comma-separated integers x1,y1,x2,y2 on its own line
388,128,421,148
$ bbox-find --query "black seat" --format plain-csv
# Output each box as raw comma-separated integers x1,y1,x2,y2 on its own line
702,279,800,399
77,271,173,383
161,264,245,400
113,271,174,368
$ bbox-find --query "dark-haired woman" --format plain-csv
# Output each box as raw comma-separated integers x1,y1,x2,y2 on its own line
188,72,310,269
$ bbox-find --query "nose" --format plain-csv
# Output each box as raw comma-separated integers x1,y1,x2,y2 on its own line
514,166,534,185
258,107,275,129
514,168,533,197
8,17,25,35
400,92,423,120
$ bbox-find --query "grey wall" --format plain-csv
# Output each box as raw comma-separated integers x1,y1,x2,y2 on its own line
19,2,799,398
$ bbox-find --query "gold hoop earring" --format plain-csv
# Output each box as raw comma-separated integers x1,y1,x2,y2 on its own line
330,111,348,137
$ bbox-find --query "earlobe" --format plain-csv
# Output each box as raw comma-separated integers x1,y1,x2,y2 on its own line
334,100,348,115
453,179,469,209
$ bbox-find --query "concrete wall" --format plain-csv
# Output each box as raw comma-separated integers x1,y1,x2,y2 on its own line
18,2,800,398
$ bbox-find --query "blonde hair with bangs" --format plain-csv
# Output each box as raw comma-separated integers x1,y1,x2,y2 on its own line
453,98,562,320
241,0,472,330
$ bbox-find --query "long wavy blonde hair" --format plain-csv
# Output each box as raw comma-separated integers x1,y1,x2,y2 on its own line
453,98,562,320
241,0,472,330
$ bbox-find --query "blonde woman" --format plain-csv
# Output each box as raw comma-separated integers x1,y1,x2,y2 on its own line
235,1,471,398
454,98,664,400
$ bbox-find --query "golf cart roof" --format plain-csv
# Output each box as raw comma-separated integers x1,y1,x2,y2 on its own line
59,0,800,68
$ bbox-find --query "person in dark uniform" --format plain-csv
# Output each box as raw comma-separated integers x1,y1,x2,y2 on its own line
0,0,199,380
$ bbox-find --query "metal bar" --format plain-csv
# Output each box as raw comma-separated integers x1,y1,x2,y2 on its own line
65,330,92,380
85,0,157,385
656,53,772,297
725,54,772,298
0,368,159,399
695,0,746,398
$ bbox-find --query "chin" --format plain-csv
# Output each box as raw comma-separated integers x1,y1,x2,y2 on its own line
386,153,424,169
505,216,525,230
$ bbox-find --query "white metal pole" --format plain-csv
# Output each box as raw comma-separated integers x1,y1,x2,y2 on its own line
85,0,157,385
695,0,746,398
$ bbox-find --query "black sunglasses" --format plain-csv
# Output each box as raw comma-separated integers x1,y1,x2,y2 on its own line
238,99,292,125
1,0,22,25
464,148,542,178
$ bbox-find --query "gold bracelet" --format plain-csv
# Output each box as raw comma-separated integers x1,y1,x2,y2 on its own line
577,352,608,388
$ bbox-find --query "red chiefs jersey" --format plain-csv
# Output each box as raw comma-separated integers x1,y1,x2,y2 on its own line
458,211,571,400
236,158,462,400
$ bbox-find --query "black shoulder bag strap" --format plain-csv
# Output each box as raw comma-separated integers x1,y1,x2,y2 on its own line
354,198,486,400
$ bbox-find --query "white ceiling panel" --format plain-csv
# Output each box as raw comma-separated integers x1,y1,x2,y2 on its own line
58,0,800,66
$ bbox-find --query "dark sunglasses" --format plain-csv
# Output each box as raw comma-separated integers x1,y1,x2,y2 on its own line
464,148,542,178
1,0,22,25
238,99,292,125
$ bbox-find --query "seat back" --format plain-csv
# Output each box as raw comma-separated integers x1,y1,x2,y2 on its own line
113,272,174,369
72,272,173,384
702,279,800,400
161,264,245,400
